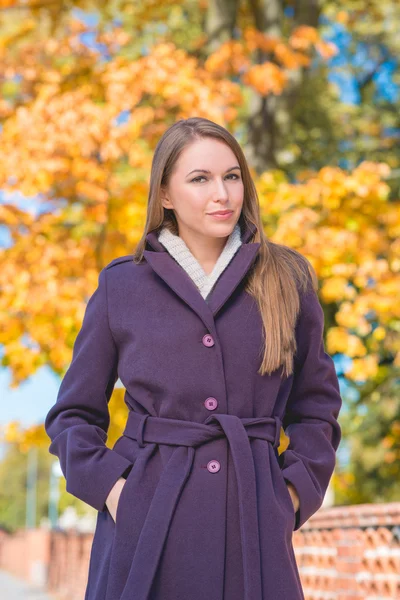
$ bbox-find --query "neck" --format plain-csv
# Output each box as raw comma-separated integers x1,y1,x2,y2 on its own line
176,227,229,274
178,225,241,274
157,223,242,300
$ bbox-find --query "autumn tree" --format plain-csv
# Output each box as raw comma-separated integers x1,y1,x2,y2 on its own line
0,0,399,509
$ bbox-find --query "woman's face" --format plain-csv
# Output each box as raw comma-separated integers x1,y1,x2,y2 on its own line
160,138,244,243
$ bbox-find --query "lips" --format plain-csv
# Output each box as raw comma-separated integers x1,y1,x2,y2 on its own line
208,210,233,215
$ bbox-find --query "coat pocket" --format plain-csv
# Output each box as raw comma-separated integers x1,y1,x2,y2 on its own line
109,435,142,524
280,472,296,526
113,465,134,524
273,452,296,531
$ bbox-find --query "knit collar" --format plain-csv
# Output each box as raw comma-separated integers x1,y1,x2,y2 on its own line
157,223,242,300
143,220,260,325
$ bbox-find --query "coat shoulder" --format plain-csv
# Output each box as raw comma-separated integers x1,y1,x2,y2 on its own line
105,255,135,270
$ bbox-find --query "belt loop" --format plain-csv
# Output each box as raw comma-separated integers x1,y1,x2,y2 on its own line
137,413,150,448
273,415,281,449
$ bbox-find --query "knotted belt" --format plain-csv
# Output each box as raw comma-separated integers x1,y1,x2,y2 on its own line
119,411,282,600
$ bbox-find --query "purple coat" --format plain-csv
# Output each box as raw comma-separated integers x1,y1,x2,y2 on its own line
44,220,342,600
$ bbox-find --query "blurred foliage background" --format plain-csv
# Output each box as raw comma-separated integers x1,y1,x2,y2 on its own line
0,0,399,532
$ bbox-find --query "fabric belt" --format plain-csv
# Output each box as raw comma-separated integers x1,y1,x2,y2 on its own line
119,411,282,600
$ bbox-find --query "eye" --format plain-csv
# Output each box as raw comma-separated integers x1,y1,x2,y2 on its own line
191,174,240,183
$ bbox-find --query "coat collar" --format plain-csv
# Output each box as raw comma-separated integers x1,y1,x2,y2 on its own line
143,220,261,332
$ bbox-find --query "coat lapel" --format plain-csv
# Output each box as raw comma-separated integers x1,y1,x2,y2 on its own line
143,221,261,330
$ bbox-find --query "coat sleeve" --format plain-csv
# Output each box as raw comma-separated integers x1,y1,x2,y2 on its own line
279,280,342,531
44,267,134,512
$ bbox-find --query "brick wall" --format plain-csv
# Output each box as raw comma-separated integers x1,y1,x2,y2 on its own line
1,503,399,599
293,502,400,599
0,527,51,585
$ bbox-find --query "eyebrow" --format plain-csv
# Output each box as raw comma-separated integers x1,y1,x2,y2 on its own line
186,166,241,177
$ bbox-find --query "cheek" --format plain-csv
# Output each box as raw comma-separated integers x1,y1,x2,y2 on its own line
172,192,207,226
181,191,208,214
170,185,203,213
233,182,244,202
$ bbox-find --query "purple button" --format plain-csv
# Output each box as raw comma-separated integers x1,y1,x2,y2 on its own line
207,460,220,473
204,397,218,411
202,334,214,347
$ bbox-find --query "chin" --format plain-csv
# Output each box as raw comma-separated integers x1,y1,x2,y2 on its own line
206,227,235,240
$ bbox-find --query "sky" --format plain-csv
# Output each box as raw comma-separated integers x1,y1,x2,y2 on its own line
0,366,60,428
0,189,60,429
0,10,398,435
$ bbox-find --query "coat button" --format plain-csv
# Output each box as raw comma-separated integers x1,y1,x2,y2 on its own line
202,334,215,347
207,460,221,473
204,397,218,410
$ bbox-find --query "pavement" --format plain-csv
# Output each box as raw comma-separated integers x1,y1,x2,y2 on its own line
0,570,53,599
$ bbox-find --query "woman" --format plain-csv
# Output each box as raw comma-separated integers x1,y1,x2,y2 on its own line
45,117,342,600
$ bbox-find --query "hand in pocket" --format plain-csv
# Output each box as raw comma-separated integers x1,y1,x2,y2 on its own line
105,477,126,523
285,481,300,513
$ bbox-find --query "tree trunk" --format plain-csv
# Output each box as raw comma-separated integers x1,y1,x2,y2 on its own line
206,0,322,175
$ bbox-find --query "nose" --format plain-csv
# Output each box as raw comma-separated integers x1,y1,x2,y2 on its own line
213,177,229,201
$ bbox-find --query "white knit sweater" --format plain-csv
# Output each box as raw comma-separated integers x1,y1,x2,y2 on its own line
158,223,242,300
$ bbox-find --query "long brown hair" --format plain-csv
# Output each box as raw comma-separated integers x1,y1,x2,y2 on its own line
133,117,318,378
